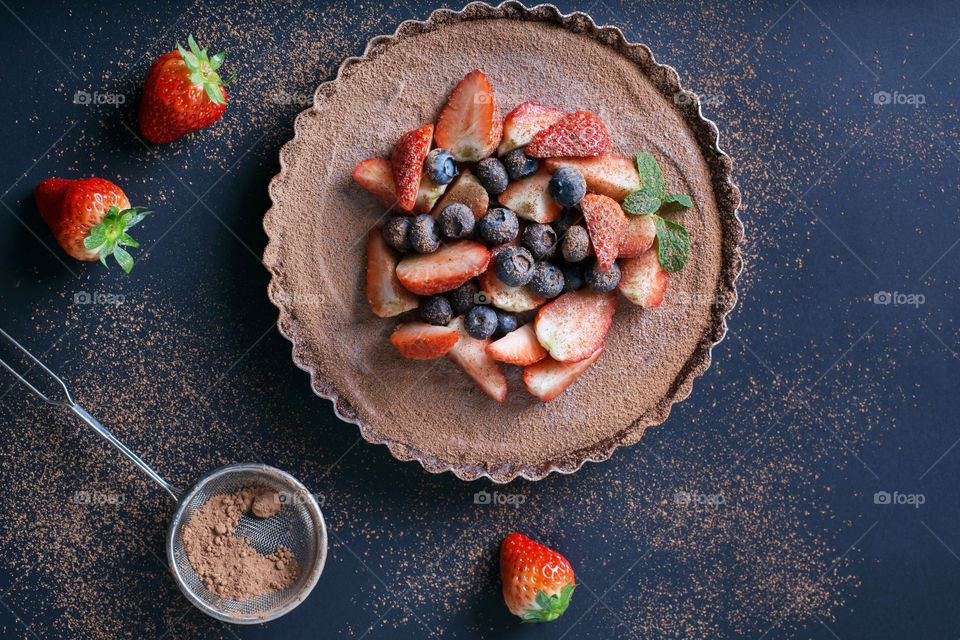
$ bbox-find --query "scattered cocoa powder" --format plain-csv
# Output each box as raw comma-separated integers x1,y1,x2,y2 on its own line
182,486,300,601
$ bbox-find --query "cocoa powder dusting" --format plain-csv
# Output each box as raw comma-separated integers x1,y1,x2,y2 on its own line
182,487,300,601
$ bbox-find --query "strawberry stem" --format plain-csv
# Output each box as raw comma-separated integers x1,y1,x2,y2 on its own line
83,206,150,273
176,34,235,105
521,583,576,623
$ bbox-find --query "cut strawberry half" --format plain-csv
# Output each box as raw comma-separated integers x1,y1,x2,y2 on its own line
432,169,488,220
478,268,545,313
391,124,434,211
353,158,399,211
413,174,448,215
580,194,627,272
390,322,460,360
446,316,508,402
523,346,604,401
544,155,640,201
366,227,419,317
534,289,616,363
525,111,611,158
487,324,548,366
395,239,491,295
618,214,657,258
618,246,669,308
498,166,562,223
497,101,565,156
435,70,502,162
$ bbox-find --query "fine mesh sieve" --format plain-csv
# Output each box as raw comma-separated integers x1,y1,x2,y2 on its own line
0,328,327,623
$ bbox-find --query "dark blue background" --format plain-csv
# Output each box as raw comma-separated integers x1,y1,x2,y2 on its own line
0,1,957,638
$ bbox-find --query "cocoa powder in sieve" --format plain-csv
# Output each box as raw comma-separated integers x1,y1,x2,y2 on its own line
183,486,300,601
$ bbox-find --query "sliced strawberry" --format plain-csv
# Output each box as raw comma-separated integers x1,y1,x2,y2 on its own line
534,289,616,363
478,268,545,312
446,316,508,402
395,240,490,295
523,346,604,401
544,155,640,201
498,166,562,223
366,228,419,317
487,324,548,366
413,174,448,215
390,322,459,360
432,169,488,220
618,246,669,308
497,101,565,156
435,70,502,162
525,111,611,158
391,124,434,211
353,158,399,211
618,214,657,258
580,194,627,272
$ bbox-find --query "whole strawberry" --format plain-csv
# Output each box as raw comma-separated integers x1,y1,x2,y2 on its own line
138,35,235,143
500,532,576,622
35,177,149,273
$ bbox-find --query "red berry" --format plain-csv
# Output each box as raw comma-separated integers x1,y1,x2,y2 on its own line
525,111,611,158
390,322,460,360
435,70,503,162
580,194,627,272
523,347,604,401
391,124,434,211
500,533,576,622
534,289,616,363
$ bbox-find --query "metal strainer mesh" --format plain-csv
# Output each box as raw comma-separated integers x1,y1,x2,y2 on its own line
166,464,327,624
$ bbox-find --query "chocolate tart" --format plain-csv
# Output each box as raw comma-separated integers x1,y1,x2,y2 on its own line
263,2,743,483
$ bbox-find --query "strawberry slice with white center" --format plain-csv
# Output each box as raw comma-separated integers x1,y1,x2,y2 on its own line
487,324,548,366
497,101,565,156
525,111,611,158
412,173,448,215
534,289,616,363
498,166,562,223
432,169,488,220
478,268,546,312
618,246,669,307
580,193,627,272
435,70,503,162
523,346,604,401
544,155,640,201
395,239,490,295
353,158,399,211
618,214,657,258
391,124,434,211
366,228,419,317
390,322,460,360
446,316,508,402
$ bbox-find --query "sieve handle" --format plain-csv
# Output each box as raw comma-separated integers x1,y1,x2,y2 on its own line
0,328,182,500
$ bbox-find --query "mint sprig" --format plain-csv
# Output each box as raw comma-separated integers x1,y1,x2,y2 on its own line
621,152,694,273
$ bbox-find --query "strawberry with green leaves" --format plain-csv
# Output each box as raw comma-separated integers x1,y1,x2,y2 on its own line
35,177,149,273
139,35,235,143
500,532,576,622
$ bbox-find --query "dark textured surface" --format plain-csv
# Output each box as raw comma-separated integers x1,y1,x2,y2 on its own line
0,1,958,639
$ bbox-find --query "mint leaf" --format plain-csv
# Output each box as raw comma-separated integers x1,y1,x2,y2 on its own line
661,193,693,208
622,188,661,216
655,218,691,273
635,152,667,196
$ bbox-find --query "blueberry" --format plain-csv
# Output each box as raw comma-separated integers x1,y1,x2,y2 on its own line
478,207,519,245
409,214,440,253
561,225,590,262
465,305,497,340
495,310,518,337
522,223,558,260
502,149,539,180
438,203,475,238
449,279,479,316
424,148,458,185
494,246,536,287
476,157,509,195
561,261,585,292
548,167,587,207
585,259,621,293
528,262,565,299
420,295,453,326
382,217,412,252
552,208,582,236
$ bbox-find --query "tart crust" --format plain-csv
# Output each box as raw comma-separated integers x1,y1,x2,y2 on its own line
263,2,743,483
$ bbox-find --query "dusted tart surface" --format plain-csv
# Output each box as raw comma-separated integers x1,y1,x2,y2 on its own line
264,4,742,482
